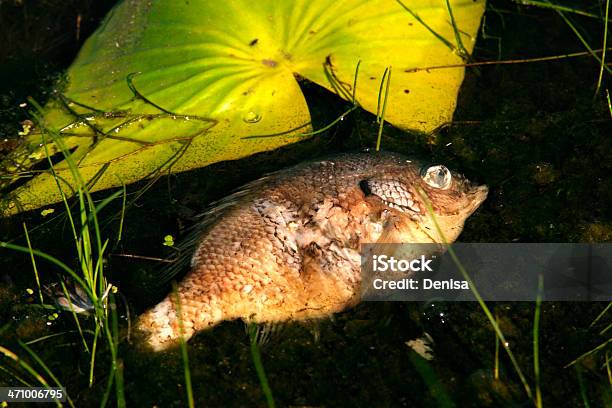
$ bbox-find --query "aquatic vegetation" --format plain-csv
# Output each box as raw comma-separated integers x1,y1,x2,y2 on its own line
0,0,610,406
0,0,485,215
0,118,127,406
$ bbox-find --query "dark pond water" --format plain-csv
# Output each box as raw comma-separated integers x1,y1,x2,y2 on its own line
0,1,611,407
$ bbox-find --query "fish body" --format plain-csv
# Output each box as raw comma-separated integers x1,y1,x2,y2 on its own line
137,152,488,351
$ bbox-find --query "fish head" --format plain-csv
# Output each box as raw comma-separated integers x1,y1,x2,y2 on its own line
360,157,488,243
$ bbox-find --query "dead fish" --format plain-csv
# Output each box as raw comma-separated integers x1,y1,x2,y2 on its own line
137,152,488,351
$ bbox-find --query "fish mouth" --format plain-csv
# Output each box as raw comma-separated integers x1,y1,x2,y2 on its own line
465,184,489,215
471,184,489,203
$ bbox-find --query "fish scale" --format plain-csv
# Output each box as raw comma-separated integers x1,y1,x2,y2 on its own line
137,152,488,351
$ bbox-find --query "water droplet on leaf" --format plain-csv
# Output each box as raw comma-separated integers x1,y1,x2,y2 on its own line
243,111,262,123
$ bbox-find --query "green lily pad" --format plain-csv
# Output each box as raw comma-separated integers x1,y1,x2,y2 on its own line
1,0,485,215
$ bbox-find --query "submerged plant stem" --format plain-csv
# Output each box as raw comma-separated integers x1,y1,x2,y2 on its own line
416,187,534,402
548,1,612,76
589,302,611,328
404,47,612,73
606,351,611,386
445,0,468,59
494,313,500,380
248,324,276,408
376,67,391,152
0,345,62,407
19,341,75,408
596,0,610,96
533,275,543,408
23,222,44,304
575,366,591,408
173,284,195,408
514,0,612,22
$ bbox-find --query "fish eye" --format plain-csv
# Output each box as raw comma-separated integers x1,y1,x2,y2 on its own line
420,165,452,189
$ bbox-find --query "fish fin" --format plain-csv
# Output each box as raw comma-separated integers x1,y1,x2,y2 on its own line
246,322,285,348
361,215,406,283
361,215,444,294
308,320,321,343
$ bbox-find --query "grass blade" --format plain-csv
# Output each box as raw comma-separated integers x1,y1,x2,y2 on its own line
514,0,612,22
23,222,44,304
445,0,468,59
19,341,75,408
416,187,534,402
565,337,612,368
173,284,195,408
533,275,543,408
376,67,391,152
0,345,62,407
248,324,276,408
395,0,456,52
545,0,612,76
575,365,591,408
606,351,611,386
589,302,611,328
494,312,500,380
595,0,610,95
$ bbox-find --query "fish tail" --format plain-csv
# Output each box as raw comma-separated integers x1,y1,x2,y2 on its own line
136,296,223,351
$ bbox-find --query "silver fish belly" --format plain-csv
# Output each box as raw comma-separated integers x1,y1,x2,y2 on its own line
137,152,488,351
